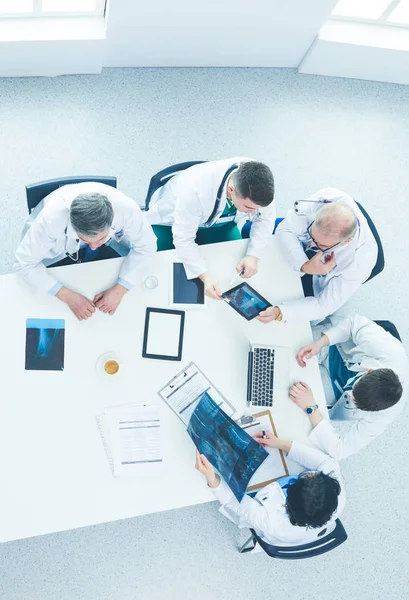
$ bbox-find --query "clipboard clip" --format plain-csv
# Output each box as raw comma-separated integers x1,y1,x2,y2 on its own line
169,371,187,388
239,414,256,425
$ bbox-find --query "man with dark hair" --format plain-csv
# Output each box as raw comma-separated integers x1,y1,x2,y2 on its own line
291,314,408,460
195,427,345,547
145,158,275,299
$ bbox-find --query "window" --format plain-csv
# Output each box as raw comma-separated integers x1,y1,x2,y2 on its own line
332,0,409,27
0,0,106,17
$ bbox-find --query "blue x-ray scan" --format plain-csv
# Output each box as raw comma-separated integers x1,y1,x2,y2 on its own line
25,319,65,371
187,392,268,501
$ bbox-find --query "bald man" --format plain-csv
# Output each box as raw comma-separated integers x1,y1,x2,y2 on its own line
258,188,378,323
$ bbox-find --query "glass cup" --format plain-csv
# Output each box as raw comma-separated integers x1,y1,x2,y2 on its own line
143,275,159,290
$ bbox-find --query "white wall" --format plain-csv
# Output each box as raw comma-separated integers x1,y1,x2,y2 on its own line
0,17,105,77
103,0,337,67
299,20,409,85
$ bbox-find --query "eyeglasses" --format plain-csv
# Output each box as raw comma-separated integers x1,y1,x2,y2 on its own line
306,222,345,254
300,470,319,479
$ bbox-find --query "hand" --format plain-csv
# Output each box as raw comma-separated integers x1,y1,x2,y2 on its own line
289,382,315,410
56,287,96,321
252,431,280,449
257,306,280,324
195,450,220,488
301,251,336,276
296,335,329,367
199,271,222,300
235,255,259,279
94,284,128,315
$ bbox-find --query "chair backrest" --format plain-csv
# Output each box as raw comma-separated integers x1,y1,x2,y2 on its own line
374,320,402,342
25,176,117,214
355,201,384,283
251,519,347,560
144,161,207,211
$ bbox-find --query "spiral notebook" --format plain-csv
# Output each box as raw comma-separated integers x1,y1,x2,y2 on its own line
96,414,114,474
96,403,163,477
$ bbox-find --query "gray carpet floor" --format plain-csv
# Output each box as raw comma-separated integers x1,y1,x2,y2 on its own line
0,68,408,600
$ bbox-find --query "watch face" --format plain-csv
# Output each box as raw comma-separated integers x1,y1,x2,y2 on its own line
306,407,312,414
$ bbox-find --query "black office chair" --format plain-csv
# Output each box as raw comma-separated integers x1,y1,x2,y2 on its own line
239,519,347,559
374,320,402,342
144,161,207,211
25,175,117,214
355,201,384,283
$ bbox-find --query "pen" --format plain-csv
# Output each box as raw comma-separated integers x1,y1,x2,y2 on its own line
262,430,267,439
229,268,245,286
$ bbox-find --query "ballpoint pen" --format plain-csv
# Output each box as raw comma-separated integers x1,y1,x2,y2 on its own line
229,267,245,286
262,430,267,439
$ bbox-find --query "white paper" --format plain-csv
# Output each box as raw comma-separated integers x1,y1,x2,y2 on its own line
241,414,288,489
146,312,182,357
160,362,236,425
105,404,163,477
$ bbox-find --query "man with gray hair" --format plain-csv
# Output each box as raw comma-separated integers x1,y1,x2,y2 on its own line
15,182,157,320
257,188,378,323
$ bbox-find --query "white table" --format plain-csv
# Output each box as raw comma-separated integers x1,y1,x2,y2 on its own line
0,238,326,543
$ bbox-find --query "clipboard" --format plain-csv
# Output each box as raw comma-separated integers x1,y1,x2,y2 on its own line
158,361,235,426
237,410,289,492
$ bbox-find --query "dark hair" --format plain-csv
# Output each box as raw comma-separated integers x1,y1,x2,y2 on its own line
352,368,403,412
286,471,341,528
233,161,274,207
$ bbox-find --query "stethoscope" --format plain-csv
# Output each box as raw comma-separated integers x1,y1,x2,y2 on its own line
202,163,239,227
64,226,124,262
293,199,333,214
294,198,361,228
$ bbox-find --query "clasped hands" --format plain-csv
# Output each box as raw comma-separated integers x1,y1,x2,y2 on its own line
199,255,258,300
56,283,128,320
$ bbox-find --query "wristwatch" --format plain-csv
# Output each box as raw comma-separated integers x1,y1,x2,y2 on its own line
274,306,283,322
305,404,319,415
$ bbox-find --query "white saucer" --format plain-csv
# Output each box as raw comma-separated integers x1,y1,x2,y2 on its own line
96,352,125,380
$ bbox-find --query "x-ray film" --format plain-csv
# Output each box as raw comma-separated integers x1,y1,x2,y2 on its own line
187,392,268,501
25,319,65,371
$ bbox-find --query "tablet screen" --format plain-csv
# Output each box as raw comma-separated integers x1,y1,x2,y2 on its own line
222,283,271,320
142,308,185,361
173,263,205,305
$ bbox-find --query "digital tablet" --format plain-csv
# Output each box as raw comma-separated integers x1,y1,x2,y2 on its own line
142,308,185,361
170,262,206,309
222,283,271,321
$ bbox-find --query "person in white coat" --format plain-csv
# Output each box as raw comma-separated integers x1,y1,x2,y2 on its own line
15,182,157,320
257,188,378,324
194,430,345,547
145,158,275,299
289,315,408,460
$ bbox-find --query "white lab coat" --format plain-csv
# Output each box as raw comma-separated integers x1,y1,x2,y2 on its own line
145,158,276,279
309,315,409,460
212,440,346,547
14,182,157,295
275,188,378,322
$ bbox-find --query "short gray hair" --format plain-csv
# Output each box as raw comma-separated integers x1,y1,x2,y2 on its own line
315,202,357,239
70,193,114,237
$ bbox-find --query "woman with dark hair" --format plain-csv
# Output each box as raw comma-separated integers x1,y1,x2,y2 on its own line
195,430,345,547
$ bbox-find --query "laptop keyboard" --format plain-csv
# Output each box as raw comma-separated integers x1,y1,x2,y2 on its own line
251,347,274,407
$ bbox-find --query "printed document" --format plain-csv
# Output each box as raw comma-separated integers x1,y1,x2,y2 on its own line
105,403,163,477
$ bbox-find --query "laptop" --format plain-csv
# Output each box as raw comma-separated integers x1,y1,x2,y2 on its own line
247,344,290,407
